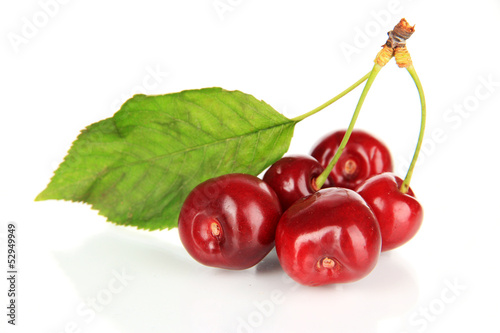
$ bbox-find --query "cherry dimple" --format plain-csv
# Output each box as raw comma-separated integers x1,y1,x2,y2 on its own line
311,129,393,189
210,219,222,237
317,257,336,270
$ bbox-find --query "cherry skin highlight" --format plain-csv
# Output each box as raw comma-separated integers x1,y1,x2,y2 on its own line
275,188,381,286
178,173,282,270
311,129,393,190
263,155,324,211
357,172,423,252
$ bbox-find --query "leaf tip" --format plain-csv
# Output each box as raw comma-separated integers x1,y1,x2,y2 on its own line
34,189,50,202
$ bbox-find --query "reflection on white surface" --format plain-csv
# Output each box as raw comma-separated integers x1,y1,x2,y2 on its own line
52,228,418,333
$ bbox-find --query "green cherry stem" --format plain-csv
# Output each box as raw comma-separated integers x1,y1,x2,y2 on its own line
291,72,370,122
400,64,426,194
314,63,383,189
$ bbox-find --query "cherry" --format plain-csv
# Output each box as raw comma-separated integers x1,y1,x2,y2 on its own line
178,173,282,270
275,188,381,286
357,172,423,252
311,129,393,190
263,155,324,211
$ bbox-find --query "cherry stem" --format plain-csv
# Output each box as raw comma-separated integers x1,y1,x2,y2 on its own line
315,63,383,189
291,72,370,122
400,64,426,194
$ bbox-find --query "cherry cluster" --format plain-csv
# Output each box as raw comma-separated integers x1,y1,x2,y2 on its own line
178,129,423,286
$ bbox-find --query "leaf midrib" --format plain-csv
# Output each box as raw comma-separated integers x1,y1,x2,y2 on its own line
96,118,296,178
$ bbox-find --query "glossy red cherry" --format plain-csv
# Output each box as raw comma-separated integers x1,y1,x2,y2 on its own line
310,129,393,190
178,173,282,270
263,155,324,211
275,188,381,286
357,172,423,252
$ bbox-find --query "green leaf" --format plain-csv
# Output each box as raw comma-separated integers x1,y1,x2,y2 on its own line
36,88,296,230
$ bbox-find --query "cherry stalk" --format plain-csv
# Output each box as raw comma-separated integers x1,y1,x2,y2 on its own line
313,19,419,190
314,63,382,189
400,63,426,193
354,22,425,251
292,72,370,123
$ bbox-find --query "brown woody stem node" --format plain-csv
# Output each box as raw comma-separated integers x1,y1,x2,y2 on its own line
374,18,415,67
385,18,415,49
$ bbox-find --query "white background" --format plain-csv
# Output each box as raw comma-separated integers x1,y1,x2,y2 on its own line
1,0,500,332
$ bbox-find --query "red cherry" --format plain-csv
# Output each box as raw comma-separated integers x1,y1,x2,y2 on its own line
311,129,393,190
275,188,381,286
357,172,423,252
263,155,324,211
178,173,282,270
